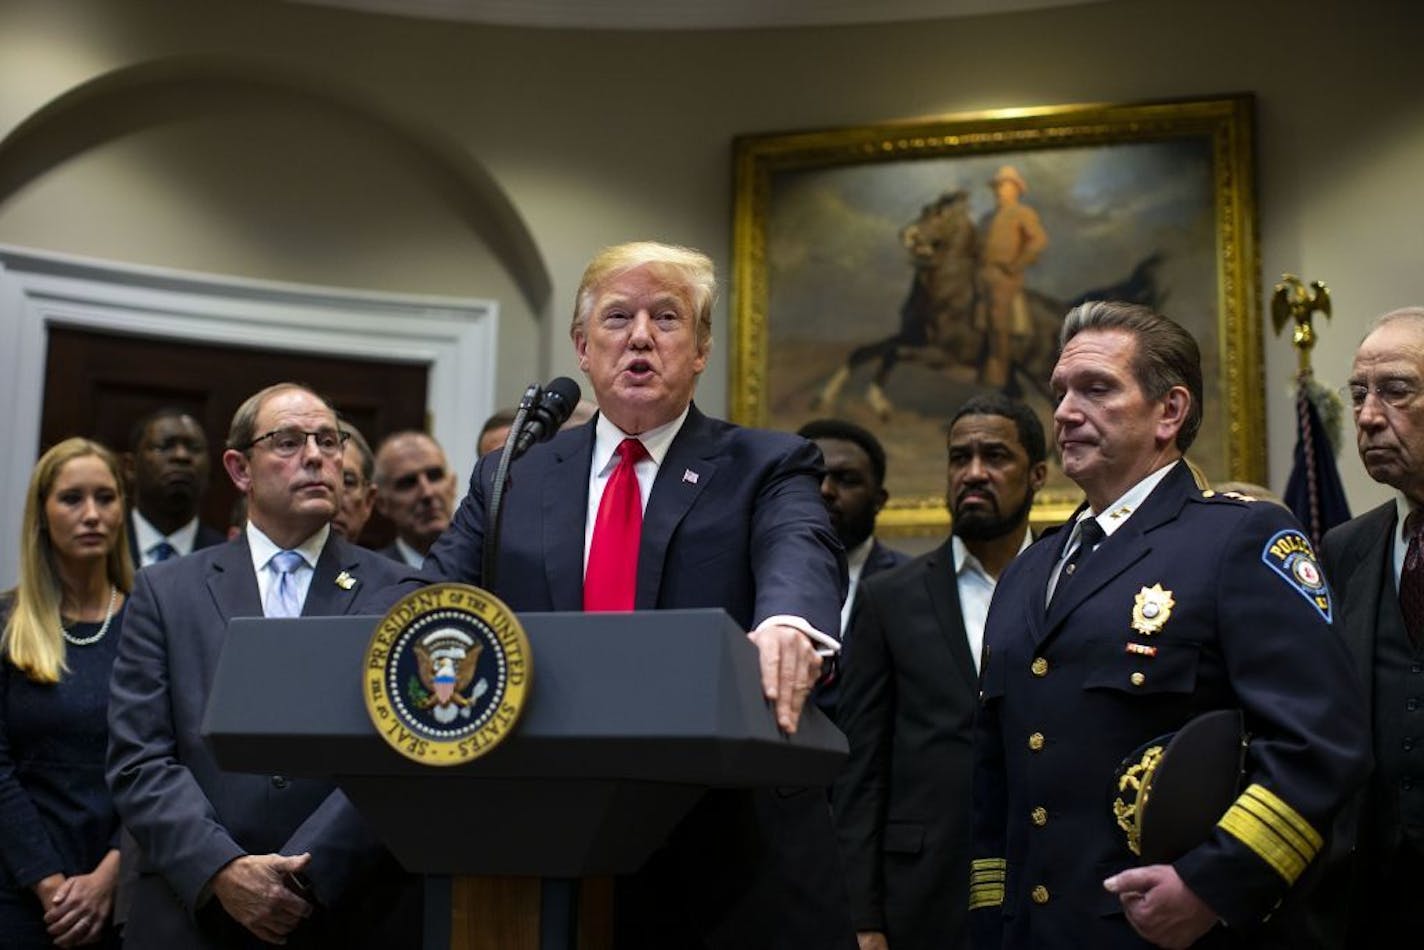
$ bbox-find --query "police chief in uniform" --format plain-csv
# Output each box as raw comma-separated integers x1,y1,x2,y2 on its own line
969,301,1369,949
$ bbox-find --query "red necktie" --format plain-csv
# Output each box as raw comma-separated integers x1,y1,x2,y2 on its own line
584,438,649,611
1401,510,1424,646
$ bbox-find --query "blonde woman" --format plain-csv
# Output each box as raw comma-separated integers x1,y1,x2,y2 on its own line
1,439,133,948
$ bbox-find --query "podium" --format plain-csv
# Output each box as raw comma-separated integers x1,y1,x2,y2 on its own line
202,609,848,949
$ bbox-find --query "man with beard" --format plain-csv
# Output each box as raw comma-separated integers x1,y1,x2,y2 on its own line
372,431,457,568
833,394,1045,950
798,419,908,720
124,408,225,567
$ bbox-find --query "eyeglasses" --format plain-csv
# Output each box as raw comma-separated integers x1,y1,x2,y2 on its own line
243,427,349,458
1342,379,1420,411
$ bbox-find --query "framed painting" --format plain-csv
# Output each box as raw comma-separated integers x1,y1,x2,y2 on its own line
731,95,1263,534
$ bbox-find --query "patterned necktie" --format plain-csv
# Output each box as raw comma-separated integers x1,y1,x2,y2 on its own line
584,438,649,612
150,541,177,563
266,550,306,619
1052,517,1105,607
1401,510,1424,646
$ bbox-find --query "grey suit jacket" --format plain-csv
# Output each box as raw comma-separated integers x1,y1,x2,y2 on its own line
107,533,408,948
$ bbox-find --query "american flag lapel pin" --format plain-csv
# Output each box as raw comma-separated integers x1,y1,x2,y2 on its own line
682,468,699,485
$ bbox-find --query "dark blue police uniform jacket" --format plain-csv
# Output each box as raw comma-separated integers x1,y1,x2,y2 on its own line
970,462,1370,948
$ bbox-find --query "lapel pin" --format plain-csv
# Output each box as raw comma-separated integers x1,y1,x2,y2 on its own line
682,469,699,485
1125,642,1158,657
335,571,357,590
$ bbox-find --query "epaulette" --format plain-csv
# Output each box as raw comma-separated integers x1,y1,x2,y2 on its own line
1199,489,1256,503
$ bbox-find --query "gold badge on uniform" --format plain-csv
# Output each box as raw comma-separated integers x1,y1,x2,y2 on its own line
1130,584,1175,636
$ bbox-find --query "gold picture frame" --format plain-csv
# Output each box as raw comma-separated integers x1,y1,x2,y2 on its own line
731,95,1262,535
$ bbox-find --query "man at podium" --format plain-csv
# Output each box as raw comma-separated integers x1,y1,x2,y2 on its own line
388,241,856,948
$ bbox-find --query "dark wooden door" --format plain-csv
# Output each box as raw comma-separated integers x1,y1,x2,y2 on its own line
41,326,428,548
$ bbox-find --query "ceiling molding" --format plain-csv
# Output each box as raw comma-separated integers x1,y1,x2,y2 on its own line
290,0,1100,31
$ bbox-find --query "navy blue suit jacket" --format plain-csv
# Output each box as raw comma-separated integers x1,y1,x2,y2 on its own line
377,404,854,949
107,534,415,949
412,404,846,635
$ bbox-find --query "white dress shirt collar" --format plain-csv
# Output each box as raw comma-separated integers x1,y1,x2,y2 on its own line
132,510,201,565
1082,459,1180,541
394,536,426,569
246,521,329,610
591,406,690,479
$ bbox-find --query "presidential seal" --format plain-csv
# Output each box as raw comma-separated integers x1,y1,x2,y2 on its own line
363,583,531,766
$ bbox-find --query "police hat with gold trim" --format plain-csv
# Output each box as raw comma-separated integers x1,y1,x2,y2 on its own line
1111,709,1246,864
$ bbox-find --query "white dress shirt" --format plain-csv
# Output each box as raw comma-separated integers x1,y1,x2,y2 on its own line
393,536,426,569
246,522,329,616
954,526,1033,672
1046,460,1179,605
132,511,201,566
838,536,876,635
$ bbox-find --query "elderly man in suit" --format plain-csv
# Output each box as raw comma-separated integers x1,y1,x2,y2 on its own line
379,241,852,948
834,393,1044,950
970,301,1369,949
1319,306,1424,944
373,431,458,568
107,383,414,948
124,408,226,567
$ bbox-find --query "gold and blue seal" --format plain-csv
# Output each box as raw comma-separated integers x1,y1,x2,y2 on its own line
363,583,531,766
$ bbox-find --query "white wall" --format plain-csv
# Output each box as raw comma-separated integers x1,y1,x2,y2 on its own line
0,0,1420,517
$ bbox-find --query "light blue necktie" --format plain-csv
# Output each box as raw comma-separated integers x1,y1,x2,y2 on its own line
266,550,306,618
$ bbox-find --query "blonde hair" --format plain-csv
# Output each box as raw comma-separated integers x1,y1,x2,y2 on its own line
2,438,134,683
569,241,716,354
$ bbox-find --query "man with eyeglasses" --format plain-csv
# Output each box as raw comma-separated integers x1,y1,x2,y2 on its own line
107,382,418,948
122,408,226,567
373,431,458,568
1313,306,1424,943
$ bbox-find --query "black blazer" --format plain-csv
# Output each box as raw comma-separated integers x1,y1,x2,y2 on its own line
1317,501,1401,944
833,540,979,949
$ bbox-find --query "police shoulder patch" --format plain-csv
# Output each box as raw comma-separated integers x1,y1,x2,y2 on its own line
363,583,531,766
1260,529,1331,623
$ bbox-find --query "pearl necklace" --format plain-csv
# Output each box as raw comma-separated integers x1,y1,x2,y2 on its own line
62,585,118,647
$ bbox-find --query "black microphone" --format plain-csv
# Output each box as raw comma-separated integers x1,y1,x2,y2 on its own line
511,377,582,457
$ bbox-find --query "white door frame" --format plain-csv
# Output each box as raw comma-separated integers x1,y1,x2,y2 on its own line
0,244,497,587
